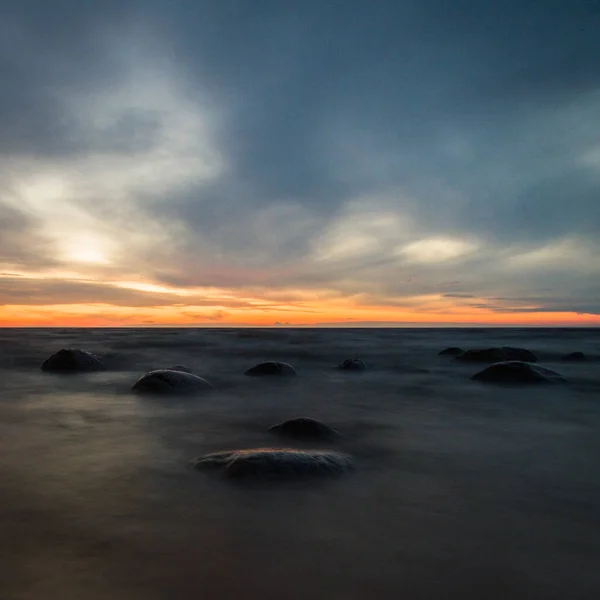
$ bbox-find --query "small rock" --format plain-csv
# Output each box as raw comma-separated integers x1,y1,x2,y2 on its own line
132,369,213,394
561,352,586,362
438,347,464,356
41,349,105,373
194,448,353,479
269,417,340,440
457,347,537,363
337,358,367,371
471,361,567,384
244,361,296,376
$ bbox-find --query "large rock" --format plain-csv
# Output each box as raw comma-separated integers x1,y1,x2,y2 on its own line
132,369,213,394
561,352,586,362
457,347,537,363
438,347,465,356
195,448,353,479
269,417,340,440
471,361,567,384
244,361,296,376
41,348,105,373
337,358,367,371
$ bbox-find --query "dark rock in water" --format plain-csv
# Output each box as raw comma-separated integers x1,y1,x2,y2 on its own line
438,347,465,356
562,352,586,362
132,369,213,394
471,361,567,384
244,361,296,376
269,417,340,440
195,448,353,479
457,347,537,363
337,358,367,371
166,365,193,373
41,348,105,373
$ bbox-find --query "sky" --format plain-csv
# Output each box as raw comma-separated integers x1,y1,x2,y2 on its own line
1,0,599,327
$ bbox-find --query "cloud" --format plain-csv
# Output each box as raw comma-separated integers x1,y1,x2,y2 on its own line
0,275,186,307
1,1,600,321
0,204,59,269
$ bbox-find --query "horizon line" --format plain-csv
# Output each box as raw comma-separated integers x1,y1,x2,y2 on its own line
1,324,599,329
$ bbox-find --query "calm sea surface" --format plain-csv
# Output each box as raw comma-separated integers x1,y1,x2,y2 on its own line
1,327,599,599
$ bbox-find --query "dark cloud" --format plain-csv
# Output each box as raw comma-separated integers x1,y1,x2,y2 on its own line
1,0,599,316
443,294,476,299
136,0,600,264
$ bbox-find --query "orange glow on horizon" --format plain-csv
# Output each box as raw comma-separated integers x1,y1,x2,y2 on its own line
1,301,599,327
1,269,599,327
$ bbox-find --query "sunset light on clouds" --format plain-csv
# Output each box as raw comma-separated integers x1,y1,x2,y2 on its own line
1,1,600,327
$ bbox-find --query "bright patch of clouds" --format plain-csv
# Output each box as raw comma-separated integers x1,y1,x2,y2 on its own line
397,237,478,263
312,197,411,262
0,28,223,272
505,238,600,270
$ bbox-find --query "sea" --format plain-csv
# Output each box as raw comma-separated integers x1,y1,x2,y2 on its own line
0,327,599,599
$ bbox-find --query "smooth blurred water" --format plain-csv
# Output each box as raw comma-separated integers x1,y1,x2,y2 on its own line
1,327,599,599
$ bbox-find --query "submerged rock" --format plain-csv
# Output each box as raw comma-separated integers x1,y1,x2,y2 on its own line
337,358,367,371
471,361,567,384
41,348,105,373
195,448,353,479
561,352,586,362
132,369,213,394
438,347,465,356
457,347,537,363
244,361,296,376
269,417,340,440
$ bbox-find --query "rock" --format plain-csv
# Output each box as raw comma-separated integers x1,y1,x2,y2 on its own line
337,358,367,371
194,448,353,479
41,348,105,373
269,417,340,440
438,347,465,356
457,347,537,363
471,361,567,384
244,361,296,376
132,369,213,394
561,352,586,362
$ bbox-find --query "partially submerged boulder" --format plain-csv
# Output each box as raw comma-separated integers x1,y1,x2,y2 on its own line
337,358,367,371
195,448,353,479
438,347,465,356
561,352,586,362
457,347,537,363
471,361,567,384
41,348,105,373
269,417,340,440
132,369,212,394
244,361,296,376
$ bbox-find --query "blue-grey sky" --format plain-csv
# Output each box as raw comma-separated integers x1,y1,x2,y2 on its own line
1,0,599,324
